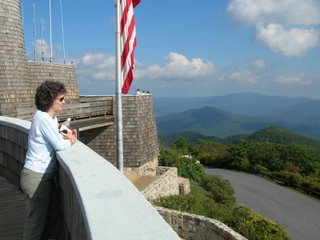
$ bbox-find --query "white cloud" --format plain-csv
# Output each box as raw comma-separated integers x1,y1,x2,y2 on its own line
226,0,320,57
76,52,217,85
275,76,312,85
250,59,268,69
76,53,115,81
220,71,258,83
256,23,319,57
227,0,320,26
135,52,217,80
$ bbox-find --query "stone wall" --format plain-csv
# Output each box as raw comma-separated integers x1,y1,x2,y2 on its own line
156,207,248,240
80,95,159,168
125,157,159,176
142,167,180,200
178,177,191,195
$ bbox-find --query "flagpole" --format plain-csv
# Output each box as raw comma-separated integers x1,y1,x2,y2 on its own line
115,0,124,173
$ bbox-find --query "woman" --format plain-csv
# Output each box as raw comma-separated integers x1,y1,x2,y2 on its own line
20,80,77,240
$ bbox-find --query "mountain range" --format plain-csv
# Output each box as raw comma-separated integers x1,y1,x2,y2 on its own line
154,92,320,140
159,126,320,154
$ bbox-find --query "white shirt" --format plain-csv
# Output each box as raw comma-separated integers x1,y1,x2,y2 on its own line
24,110,71,173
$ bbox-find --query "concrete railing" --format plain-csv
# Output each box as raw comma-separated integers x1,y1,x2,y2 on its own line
0,116,180,240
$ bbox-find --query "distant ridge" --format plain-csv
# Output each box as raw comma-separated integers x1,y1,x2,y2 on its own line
227,126,320,153
156,102,320,140
158,131,221,146
157,106,271,138
275,99,320,128
154,93,320,137
159,126,320,153
154,92,313,117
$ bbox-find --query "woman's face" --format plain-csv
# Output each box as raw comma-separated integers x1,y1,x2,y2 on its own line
51,94,65,113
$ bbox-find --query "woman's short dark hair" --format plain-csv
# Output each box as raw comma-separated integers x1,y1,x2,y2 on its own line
35,81,67,112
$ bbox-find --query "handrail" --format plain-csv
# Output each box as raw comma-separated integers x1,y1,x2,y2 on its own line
57,141,179,239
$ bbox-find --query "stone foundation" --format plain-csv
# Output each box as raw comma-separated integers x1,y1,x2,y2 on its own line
124,157,159,176
178,177,191,195
142,167,180,200
156,207,248,240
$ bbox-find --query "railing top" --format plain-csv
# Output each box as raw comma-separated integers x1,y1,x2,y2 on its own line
0,116,30,133
57,141,179,240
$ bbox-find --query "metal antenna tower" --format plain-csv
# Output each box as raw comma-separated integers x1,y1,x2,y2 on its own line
40,17,45,61
32,4,37,61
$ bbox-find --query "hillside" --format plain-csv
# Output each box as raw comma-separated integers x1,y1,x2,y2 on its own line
159,126,320,154
275,100,320,128
157,106,272,138
229,126,320,153
158,131,222,145
156,104,320,140
154,93,320,133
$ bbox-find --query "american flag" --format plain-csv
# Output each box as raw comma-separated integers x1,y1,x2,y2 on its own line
120,0,141,94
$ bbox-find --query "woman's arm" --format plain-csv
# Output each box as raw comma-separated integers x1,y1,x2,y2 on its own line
40,117,72,151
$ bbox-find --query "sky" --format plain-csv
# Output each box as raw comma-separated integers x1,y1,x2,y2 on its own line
22,0,320,99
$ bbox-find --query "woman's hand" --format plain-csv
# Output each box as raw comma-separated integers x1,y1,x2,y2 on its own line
60,132,77,145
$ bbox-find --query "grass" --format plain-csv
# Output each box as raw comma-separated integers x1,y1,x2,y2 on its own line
187,181,213,216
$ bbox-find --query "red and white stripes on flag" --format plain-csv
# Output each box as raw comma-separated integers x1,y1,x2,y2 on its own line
120,0,141,94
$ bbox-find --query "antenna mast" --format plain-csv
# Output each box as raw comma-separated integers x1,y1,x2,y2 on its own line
40,17,45,61
32,4,37,61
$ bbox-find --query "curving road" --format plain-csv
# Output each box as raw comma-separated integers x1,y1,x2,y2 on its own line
205,168,320,240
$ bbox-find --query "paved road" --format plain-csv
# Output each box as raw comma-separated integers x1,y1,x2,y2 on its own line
205,168,320,240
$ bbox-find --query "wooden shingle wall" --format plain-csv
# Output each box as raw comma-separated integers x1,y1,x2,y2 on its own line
0,0,32,104
80,95,159,168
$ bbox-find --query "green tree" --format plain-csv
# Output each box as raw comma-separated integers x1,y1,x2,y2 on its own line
159,143,205,183
172,137,189,154
189,140,228,167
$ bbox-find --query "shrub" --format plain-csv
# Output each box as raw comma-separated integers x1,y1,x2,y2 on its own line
189,140,228,167
201,175,235,205
227,205,291,240
152,195,197,212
